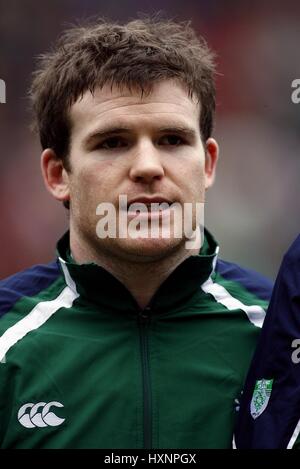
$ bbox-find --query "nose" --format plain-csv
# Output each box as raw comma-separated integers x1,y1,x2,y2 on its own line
129,140,165,184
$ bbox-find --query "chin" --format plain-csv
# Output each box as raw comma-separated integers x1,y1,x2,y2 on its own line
117,236,184,261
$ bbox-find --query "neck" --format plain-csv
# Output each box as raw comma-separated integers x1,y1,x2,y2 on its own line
70,231,198,310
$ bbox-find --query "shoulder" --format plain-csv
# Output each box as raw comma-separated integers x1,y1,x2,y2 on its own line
215,258,273,302
283,234,300,262
0,261,61,319
266,234,300,302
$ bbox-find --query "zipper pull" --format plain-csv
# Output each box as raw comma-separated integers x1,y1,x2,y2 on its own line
139,306,151,323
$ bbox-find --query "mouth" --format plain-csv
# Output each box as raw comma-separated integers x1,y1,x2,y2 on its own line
126,197,174,217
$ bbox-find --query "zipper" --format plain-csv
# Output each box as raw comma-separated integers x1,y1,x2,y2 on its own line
138,306,152,449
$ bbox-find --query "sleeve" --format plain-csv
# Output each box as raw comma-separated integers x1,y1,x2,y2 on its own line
0,360,15,448
234,235,300,449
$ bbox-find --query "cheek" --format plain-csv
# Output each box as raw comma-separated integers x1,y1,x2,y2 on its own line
70,163,120,205
174,158,206,198
69,169,97,212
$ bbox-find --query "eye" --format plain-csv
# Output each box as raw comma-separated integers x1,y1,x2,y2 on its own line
99,137,128,150
159,135,185,146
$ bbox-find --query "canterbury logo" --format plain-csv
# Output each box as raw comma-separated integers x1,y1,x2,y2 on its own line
18,402,65,428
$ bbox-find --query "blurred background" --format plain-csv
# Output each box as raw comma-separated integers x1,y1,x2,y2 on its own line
0,0,299,280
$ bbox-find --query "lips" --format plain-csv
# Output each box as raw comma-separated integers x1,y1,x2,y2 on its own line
123,197,174,222
126,197,173,210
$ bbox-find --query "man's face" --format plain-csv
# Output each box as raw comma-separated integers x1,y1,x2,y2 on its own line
60,80,218,262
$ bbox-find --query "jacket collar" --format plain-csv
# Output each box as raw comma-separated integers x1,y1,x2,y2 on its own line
57,230,219,314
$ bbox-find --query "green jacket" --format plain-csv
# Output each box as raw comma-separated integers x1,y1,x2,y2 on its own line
0,231,272,448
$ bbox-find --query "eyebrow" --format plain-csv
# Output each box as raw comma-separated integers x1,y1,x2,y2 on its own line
157,127,197,140
83,125,197,148
83,127,131,148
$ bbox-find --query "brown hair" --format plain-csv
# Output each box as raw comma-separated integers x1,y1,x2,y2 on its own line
30,17,216,167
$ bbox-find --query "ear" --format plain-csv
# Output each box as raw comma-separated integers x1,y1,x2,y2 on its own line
204,138,219,189
41,149,70,203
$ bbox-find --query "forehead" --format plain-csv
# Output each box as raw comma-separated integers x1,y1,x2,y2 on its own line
70,80,201,137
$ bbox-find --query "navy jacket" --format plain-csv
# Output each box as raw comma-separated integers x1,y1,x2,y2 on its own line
235,235,300,448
